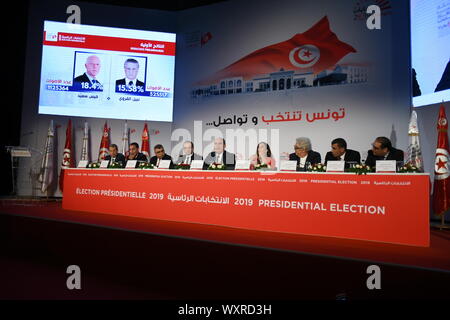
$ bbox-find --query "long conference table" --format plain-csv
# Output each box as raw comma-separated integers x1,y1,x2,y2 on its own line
62,169,430,247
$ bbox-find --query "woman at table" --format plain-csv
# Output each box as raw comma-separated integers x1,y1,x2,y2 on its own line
250,142,276,170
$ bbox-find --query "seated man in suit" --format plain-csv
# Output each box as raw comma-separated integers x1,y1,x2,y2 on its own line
116,58,145,91
365,136,404,168
289,137,321,171
73,55,103,90
149,144,174,168
203,137,236,170
104,144,126,167
324,138,361,169
177,141,203,165
126,142,148,167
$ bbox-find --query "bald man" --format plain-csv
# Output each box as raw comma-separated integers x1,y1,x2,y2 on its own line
73,55,103,90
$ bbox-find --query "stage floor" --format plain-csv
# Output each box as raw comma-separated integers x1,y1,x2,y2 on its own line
1,197,449,273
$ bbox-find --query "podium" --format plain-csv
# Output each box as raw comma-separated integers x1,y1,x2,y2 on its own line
5,146,42,196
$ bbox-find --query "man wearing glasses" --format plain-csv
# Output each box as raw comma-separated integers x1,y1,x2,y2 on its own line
365,136,404,168
149,144,174,168
289,137,321,171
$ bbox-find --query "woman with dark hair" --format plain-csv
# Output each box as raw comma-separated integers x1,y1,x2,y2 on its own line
249,142,276,169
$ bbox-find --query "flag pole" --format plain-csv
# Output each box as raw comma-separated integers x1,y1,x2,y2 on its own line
431,104,450,231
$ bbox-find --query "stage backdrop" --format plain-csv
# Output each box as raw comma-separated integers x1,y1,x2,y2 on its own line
18,0,414,198
171,0,411,164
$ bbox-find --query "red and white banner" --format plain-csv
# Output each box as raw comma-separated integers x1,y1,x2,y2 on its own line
62,170,430,247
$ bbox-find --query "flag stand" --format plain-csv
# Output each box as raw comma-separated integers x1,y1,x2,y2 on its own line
438,215,449,230
431,215,450,230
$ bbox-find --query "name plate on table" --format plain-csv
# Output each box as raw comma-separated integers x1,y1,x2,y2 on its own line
326,161,345,172
279,160,297,172
158,160,171,169
376,160,396,173
235,160,251,170
77,160,89,168
125,160,137,168
190,160,204,170
100,160,110,168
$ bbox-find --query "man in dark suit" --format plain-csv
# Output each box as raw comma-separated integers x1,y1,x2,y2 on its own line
289,137,321,171
365,136,404,168
203,137,236,170
104,144,126,167
115,58,145,90
126,142,148,167
149,144,174,168
177,141,203,165
73,55,103,90
324,138,361,169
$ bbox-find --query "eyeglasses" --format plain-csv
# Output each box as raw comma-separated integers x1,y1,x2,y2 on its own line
371,143,381,150
155,150,164,154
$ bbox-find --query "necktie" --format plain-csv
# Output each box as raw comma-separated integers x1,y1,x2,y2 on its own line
157,158,160,167
128,81,133,87
185,155,191,164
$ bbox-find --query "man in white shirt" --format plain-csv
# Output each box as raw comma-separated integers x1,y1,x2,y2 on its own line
73,55,103,90
365,137,404,167
288,137,321,171
324,138,361,168
115,58,145,90
203,137,236,170
177,141,203,165
149,144,174,168
104,144,126,167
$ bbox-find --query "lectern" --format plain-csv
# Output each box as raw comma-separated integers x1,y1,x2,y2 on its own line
5,146,41,196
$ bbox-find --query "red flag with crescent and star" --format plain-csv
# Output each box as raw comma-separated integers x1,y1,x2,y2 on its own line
199,16,356,84
98,121,110,161
141,123,150,161
59,119,74,192
432,105,450,216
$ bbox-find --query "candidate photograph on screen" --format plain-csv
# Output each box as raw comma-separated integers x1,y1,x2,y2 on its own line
115,57,146,95
72,52,105,91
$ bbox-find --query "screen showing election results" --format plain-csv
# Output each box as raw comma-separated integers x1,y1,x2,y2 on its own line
38,21,176,121
411,0,450,107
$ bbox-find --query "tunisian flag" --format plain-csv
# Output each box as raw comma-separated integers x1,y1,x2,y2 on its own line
98,122,110,161
201,16,356,83
141,123,150,161
432,105,450,215
59,119,74,192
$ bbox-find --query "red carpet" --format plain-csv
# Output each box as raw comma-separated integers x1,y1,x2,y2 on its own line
1,198,449,272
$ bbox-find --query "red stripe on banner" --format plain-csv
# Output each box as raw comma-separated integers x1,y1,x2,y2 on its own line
43,31,176,56
62,170,430,247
